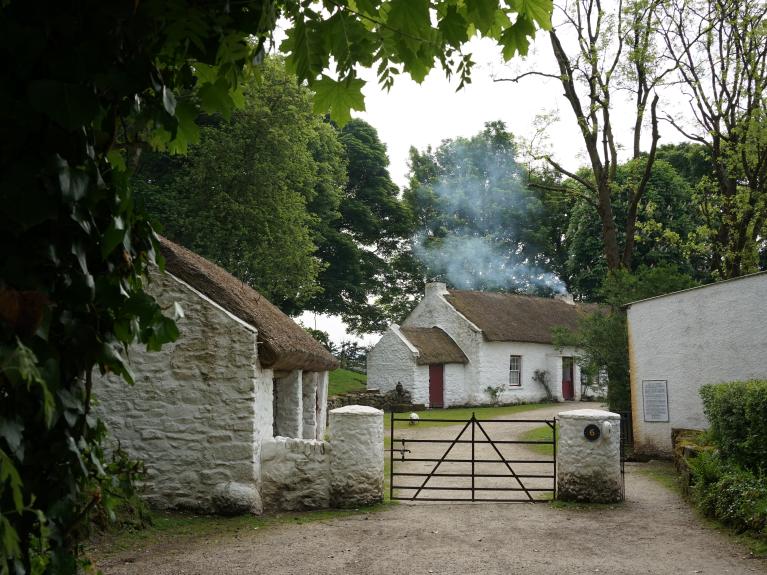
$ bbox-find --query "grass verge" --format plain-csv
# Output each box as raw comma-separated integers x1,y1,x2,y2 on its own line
637,460,767,558
90,504,390,561
390,402,556,430
328,368,367,396
518,423,558,456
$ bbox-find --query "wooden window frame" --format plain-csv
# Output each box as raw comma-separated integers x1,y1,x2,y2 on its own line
509,355,522,387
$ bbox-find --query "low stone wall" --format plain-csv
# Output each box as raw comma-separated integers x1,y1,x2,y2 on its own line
260,437,330,512
327,389,424,413
557,409,622,503
328,390,386,411
260,405,384,512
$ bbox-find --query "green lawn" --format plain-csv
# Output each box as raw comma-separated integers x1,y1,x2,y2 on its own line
389,402,555,430
518,423,558,456
328,368,367,396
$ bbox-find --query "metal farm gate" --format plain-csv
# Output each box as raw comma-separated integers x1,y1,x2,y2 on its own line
389,412,557,502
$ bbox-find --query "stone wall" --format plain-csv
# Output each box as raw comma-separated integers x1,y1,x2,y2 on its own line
260,405,384,511
260,437,330,511
557,409,622,502
627,272,767,456
95,270,265,513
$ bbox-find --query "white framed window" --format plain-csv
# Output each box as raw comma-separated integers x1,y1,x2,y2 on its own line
509,355,522,386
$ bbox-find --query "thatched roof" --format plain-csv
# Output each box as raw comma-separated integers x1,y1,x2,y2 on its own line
444,291,597,344
158,237,338,372
399,326,468,365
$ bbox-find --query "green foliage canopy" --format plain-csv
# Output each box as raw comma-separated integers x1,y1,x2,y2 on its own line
135,58,331,312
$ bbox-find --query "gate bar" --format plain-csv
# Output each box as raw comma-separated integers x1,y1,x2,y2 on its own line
409,418,473,500
474,418,534,501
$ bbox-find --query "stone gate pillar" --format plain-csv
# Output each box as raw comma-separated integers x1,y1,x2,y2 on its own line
557,409,622,502
329,405,383,507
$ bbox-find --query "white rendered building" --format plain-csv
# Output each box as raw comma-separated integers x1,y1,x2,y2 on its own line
627,271,767,456
368,283,592,407
96,237,338,514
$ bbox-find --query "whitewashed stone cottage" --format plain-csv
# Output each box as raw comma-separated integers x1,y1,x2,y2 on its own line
367,282,592,407
96,237,340,514
627,271,767,457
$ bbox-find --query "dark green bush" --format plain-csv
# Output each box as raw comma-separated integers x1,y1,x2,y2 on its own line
700,380,767,472
689,451,767,535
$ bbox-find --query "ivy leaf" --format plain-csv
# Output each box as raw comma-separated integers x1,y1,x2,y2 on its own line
311,75,366,126
0,420,24,461
168,101,200,155
511,0,553,30
101,216,126,259
54,156,88,201
500,15,537,59
198,79,236,120
161,86,177,116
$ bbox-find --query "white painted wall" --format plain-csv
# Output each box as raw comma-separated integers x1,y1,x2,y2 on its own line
399,284,582,406
444,362,468,406
96,269,333,514
627,272,767,456
367,325,424,403
95,270,265,513
329,406,384,507
478,342,581,404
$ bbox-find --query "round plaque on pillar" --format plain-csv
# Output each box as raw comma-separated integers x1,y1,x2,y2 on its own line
584,424,601,441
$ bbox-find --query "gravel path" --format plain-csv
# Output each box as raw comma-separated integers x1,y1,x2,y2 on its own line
98,403,767,575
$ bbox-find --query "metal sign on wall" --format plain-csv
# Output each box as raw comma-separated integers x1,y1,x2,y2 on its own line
642,380,669,422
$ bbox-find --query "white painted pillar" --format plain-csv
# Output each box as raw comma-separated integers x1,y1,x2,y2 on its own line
557,409,622,502
302,372,318,440
315,371,329,439
329,405,384,507
274,370,302,438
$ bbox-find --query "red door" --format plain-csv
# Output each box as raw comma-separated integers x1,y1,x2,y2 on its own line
429,364,444,408
562,357,574,400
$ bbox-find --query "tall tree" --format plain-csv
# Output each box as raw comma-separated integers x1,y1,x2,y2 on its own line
135,58,333,311
311,119,416,331
503,0,669,271
660,0,767,278
563,158,710,299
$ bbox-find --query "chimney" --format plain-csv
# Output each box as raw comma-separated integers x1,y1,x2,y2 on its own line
554,293,575,305
425,282,448,298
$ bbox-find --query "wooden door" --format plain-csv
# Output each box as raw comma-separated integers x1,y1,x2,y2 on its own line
562,357,574,400
429,364,444,408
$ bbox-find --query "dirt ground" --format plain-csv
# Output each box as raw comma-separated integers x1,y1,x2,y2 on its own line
98,404,767,575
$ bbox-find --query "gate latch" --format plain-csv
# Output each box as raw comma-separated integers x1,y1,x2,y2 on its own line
386,439,411,461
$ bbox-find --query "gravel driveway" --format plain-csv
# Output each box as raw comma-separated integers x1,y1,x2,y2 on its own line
98,403,767,575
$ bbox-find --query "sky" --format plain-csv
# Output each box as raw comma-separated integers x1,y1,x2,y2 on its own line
297,23,690,346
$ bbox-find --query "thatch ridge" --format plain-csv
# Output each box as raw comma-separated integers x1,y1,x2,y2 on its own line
158,236,338,372
399,326,469,365
445,290,597,344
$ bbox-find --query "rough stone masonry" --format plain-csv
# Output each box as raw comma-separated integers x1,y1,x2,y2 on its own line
557,409,622,503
